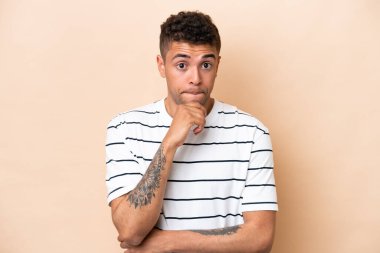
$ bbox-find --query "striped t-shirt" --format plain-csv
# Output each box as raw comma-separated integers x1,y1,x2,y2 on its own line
105,99,278,230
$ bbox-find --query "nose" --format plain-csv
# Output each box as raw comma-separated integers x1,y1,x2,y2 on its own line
189,66,201,85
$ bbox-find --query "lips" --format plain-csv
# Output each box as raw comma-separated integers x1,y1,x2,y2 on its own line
181,89,205,95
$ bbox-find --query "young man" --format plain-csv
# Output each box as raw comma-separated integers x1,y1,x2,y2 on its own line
105,11,278,252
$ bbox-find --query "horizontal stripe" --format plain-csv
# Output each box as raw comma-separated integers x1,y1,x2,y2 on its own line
116,110,160,117
108,121,170,129
132,155,250,164
184,140,254,146
106,172,143,181
108,121,268,134
242,201,278,205
129,110,160,114
134,155,152,161
108,186,124,196
217,111,251,116
164,196,242,201
126,137,161,144
106,159,139,164
105,142,124,146
204,124,266,133
164,213,243,220
168,178,245,183
173,159,250,164
248,166,274,171
250,149,273,154
245,184,276,187
124,137,254,146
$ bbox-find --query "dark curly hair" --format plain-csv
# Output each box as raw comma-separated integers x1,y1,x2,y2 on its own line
159,11,221,59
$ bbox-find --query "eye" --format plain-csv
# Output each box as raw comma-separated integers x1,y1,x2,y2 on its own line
202,62,212,69
177,63,186,70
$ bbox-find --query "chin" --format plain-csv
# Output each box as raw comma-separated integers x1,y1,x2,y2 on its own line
181,98,208,105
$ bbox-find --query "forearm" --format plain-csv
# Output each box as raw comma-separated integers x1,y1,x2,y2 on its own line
165,222,274,253
121,212,276,253
111,142,177,245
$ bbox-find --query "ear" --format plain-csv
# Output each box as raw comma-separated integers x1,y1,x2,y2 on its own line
156,55,166,78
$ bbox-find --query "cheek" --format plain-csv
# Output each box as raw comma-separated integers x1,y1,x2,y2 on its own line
166,68,182,81
207,84,214,94
166,77,182,94
167,71,186,88
203,73,216,87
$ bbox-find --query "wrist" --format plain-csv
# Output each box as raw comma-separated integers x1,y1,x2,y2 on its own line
163,230,196,253
162,136,179,154
162,230,183,253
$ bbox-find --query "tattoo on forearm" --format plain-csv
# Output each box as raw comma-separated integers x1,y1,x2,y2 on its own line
127,145,166,208
191,225,241,236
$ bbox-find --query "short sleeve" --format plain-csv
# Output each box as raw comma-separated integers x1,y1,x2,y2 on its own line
105,118,143,205
240,131,278,212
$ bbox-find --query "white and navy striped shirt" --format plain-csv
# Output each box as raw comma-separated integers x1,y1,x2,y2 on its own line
105,99,278,230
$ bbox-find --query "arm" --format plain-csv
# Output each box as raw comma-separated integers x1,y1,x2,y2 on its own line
121,210,276,253
110,142,175,246
110,102,207,247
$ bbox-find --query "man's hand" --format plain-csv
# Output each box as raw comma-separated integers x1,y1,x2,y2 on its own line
163,102,207,148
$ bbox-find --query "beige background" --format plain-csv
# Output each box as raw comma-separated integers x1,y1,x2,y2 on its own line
1,0,379,252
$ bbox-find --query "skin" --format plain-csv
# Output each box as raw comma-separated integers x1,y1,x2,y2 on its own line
122,211,275,253
157,41,220,118
110,41,276,253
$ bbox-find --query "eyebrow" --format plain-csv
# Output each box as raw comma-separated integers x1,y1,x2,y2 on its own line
172,54,190,60
202,54,216,59
171,53,216,60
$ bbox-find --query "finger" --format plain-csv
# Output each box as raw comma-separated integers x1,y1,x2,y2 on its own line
187,106,207,120
184,102,207,116
193,126,202,135
193,122,205,134
199,105,207,116
192,117,206,134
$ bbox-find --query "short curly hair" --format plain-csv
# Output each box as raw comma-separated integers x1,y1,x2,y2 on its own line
159,11,221,59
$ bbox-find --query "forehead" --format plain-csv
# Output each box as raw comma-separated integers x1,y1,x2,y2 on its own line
166,41,218,60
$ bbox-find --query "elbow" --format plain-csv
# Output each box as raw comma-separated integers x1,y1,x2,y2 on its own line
253,234,274,253
111,206,149,246
114,219,147,247
245,228,274,253
256,244,273,253
249,242,272,253
117,230,145,247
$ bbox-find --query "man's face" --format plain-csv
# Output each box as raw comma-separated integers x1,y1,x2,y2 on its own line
157,41,220,113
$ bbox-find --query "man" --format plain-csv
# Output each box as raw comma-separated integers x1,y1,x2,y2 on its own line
105,11,278,252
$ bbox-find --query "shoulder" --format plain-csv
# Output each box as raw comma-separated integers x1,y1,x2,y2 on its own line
106,100,162,129
215,100,270,135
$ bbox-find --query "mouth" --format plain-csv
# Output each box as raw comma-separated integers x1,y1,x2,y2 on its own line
183,92,204,95
181,89,206,95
